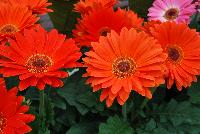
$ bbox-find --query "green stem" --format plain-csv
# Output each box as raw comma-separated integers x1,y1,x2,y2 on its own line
130,88,157,121
140,98,149,110
140,88,156,110
39,90,45,133
39,90,45,117
122,102,127,122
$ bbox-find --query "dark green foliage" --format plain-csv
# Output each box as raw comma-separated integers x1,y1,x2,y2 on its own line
129,0,154,19
5,76,19,89
67,122,99,134
57,71,104,115
99,116,134,134
48,0,79,35
189,14,200,32
188,80,200,104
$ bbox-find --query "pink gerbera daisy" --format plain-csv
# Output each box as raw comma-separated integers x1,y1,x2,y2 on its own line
148,0,196,23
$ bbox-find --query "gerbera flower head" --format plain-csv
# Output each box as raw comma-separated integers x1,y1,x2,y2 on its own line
0,26,82,91
0,78,35,133
73,7,143,47
0,4,39,43
74,0,118,15
83,27,166,107
150,21,200,90
9,0,53,14
148,0,196,23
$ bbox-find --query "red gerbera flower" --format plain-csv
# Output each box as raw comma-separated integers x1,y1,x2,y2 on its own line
83,27,166,107
73,7,143,47
8,0,52,15
151,22,200,90
0,78,35,134
0,4,39,43
0,26,82,91
74,0,117,15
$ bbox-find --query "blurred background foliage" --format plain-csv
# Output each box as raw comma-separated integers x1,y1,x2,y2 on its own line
129,0,154,19
48,0,79,35
6,0,200,133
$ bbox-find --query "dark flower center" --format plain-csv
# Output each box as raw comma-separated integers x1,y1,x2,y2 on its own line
0,113,7,133
164,8,179,20
0,24,19,34
32,59,46,67
167,46,183,63
99,27,111,36
117,62,131,73
168,48,180,61
112,57,137,78
26,54,53,73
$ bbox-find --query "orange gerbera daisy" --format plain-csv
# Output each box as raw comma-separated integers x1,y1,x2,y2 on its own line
0,26,82,91
73,7,143,47
151,22,200,90
0,78,35,133
9,0,52,14
74,0,117,15
83,27,166,107
0,5,39,43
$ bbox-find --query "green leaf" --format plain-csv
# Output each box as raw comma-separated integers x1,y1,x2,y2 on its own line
52,96,66,110
56,106,77,127
99,116,134,134
67,122,99,134
43,129,51,134
145,119,156,131
152,127,170,134
149,99,200,134
177,124,200,134
76,92,98,108
57,71,101,115
57,74,90,114
188,81,200,104
136,127,170,134
152,99,200,126
136,119,172,134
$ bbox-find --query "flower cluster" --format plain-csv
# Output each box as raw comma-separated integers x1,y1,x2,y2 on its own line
0,0,52,44
73,0,200,107
0,0,82,133
0,0,199,132
73,6,143,47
